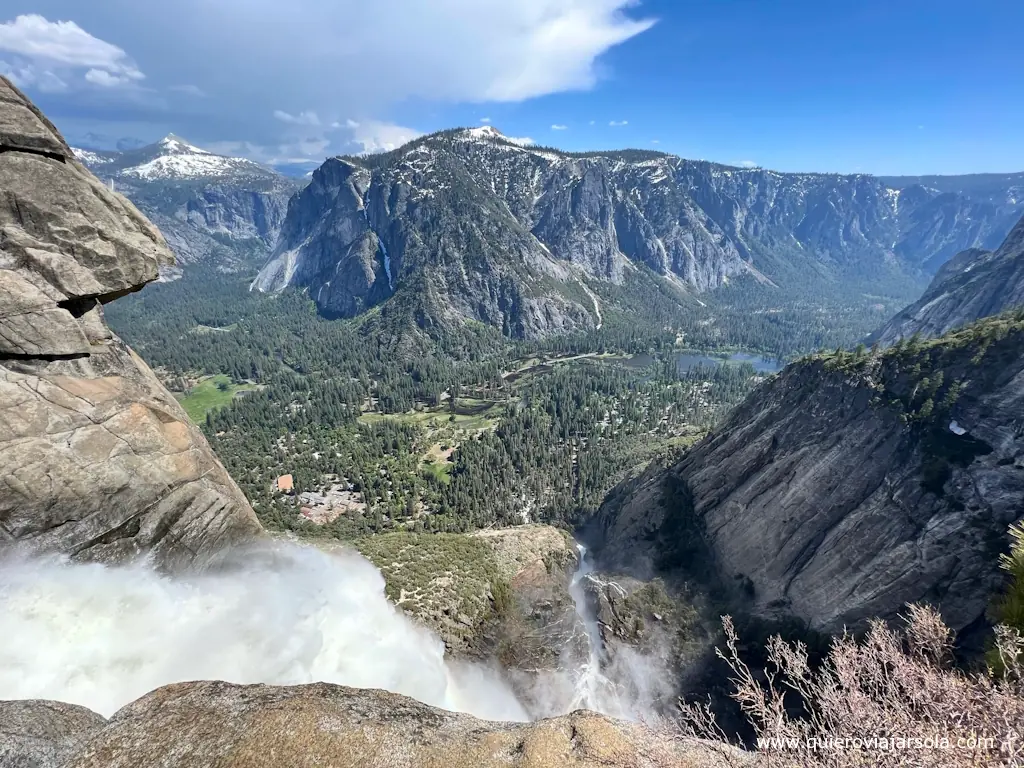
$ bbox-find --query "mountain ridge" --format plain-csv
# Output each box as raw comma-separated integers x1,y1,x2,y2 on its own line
74,135,303,277
253,127,1024,340
868,214,1024,346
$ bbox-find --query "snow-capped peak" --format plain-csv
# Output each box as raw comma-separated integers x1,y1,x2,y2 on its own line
158,134,211,156
118,134,268,181
465,125,505,140
459,125,535,147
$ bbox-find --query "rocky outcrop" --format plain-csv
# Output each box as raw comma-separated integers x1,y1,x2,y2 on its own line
594,314,1024,635
869,214,1024,346
0,700,106,768
60,681,749,768
0,76,262,567
254,127,1023,339
350,525,586,704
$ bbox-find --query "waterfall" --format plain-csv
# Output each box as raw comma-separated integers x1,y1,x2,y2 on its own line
567,544,629,717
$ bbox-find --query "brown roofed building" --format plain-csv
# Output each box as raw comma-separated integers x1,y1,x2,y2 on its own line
276,474,294,493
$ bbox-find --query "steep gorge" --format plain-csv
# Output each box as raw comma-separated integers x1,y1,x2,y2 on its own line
594,312,1024,638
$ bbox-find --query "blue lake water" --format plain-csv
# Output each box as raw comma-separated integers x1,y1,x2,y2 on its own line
618,352,784,374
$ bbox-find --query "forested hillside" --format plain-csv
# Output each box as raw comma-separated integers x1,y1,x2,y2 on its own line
105,261,818,539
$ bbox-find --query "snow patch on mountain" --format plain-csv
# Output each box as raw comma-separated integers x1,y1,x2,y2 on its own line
461,126,535,147
72,148,113,166
121,152,264,181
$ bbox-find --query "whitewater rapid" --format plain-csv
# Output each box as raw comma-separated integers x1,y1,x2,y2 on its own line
0,542,527,720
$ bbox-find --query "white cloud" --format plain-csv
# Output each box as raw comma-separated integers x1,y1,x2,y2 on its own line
7,3,655,159
76,0,653,108
651,139,660,145
0,14,144,89
349,120,422,153
505,135,535,147
551,124,568,130
171,84,206,97
85,68,134,87
273,109,322,127
609,120,628,127
1,59,67,92
480,117,492,124
734,160,758,168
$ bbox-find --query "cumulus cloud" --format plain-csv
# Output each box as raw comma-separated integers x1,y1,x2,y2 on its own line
141,0,653,107
551,124,568,130
609,119,628,127
0,14,144,89
348,120,422,153
1,59,67,92
274,109,322,127
3,2,654,166
480,117,492,124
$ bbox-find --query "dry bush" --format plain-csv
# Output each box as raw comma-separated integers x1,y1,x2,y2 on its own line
678,605,1024,767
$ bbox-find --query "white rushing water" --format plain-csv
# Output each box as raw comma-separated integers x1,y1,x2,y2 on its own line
565,544,672,721
0,542,527,720
567,544,629,717
0,539,668,722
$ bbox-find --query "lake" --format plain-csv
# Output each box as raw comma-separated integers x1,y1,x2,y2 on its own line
617,351,784,375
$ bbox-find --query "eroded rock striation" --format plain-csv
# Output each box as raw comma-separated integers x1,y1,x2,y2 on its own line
0,76,262,567
59,681,748,768
595,314,1024,635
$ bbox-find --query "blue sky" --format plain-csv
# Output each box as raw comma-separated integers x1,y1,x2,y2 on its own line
2,0,1021,175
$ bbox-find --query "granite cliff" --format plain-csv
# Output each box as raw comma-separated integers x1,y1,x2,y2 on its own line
594,312,1024,636
0,76,262,567
869,214,1024,346
254,126,1023,339
2,682,748,768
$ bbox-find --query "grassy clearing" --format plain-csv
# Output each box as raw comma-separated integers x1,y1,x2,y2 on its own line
422,458,453,485
355,532,511,647
177,374,257,422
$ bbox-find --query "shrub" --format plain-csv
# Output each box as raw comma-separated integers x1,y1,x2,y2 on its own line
678,605,1023,766
994,523,1024,635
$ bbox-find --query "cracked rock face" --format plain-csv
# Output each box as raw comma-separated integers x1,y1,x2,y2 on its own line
0,76,262,568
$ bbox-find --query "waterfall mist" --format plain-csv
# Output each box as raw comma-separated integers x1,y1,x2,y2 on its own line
0,539,671,723
0,541,527,721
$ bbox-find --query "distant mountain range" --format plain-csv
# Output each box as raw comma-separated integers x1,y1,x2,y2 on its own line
73,136,303,278
867,214,1024,345
253,126,1024,339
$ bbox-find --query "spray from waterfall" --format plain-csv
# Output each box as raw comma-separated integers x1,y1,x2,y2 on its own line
0,542,526,721
564,544,677,721
0,539,670,723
